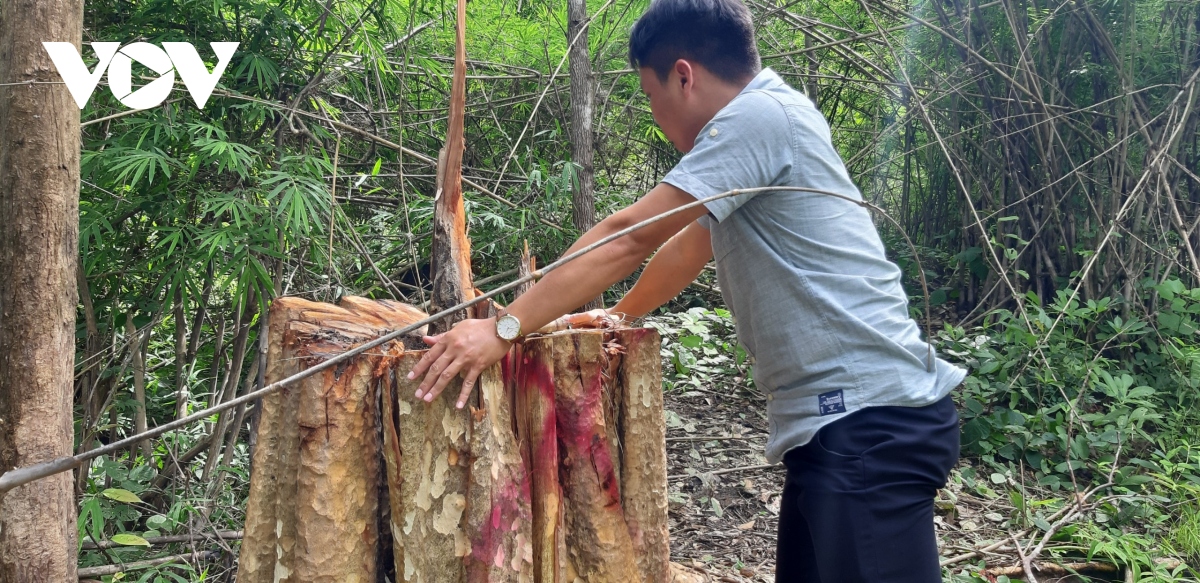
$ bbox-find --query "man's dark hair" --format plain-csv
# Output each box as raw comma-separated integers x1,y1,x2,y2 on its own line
629,0,761,84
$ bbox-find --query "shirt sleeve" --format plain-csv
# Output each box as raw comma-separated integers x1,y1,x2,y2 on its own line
662,90,794,223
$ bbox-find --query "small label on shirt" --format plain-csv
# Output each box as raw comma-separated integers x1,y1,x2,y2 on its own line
818,390,846,416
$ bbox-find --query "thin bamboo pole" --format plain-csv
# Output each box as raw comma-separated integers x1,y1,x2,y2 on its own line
0,184,929,494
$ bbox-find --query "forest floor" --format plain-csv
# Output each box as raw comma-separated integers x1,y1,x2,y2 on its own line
663,384,782,582
661,384,1040,583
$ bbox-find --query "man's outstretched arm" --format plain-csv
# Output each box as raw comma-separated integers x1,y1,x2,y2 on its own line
407,182,709,407
610,221,713,321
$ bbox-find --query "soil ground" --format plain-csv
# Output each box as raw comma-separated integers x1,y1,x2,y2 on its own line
662,384,994,583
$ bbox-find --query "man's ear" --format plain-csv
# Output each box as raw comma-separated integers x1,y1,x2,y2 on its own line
673,59,694,92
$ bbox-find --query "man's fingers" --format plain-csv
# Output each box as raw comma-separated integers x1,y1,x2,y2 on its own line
415,351,455,396
407,340,447,384
421,358,466,403
455,366,485,410
410,347,450,400
421,334,442,346
407,320,502,408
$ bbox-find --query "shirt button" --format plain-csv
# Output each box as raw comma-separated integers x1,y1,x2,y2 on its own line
709,127,719,138
766,393,773,401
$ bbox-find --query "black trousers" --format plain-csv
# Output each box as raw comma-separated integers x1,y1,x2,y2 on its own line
775,395,959,583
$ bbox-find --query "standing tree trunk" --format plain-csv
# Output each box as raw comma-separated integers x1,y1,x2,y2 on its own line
126,315,153,462
174,287,189,420
567,0,601,311
0,0,83,577
803,33,819,107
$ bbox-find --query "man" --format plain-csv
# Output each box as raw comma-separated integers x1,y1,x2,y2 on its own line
407,0,965,580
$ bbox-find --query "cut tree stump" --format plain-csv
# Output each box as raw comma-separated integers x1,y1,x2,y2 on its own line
235,0,671,577
238,297,428,583
238,297,668,583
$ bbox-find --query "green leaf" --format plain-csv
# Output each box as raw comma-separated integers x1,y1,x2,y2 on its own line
1055,459,1087,472
110,533,151,547
102,488,143,504
80,497,104,544
1117,474,1153,487
146,514,170,530
964,398,984,415
961,418,990,450
1127,386,1156,399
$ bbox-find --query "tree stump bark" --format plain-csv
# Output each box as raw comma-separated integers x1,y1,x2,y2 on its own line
239,297,668,583
238,297,428,583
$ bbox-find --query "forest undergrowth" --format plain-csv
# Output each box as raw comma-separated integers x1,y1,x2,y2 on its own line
645,273,1200,582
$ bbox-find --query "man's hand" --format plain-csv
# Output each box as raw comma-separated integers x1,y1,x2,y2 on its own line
406,317,511,409
538,308,625,333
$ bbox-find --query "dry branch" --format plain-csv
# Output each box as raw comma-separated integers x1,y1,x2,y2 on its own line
0,185,894,494
81,530,243,551
77,551,219,579
981,558,1186,580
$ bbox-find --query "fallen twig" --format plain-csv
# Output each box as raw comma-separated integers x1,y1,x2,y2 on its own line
81,530,243,551
981,558,1185,580
77,551,218,578
666,435,761,443
1010,534,1038,583
941,496,1077,567
669,463,779,481
1020,483,1113,567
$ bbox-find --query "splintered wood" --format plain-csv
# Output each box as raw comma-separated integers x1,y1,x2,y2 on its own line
238,297,669,583
428,0,474,335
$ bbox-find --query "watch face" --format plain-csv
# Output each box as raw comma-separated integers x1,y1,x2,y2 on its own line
497,314,521,340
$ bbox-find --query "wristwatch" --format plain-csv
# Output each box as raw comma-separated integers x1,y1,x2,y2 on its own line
494,307,523,343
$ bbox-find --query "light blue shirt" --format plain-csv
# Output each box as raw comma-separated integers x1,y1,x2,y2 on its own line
662,68,966,463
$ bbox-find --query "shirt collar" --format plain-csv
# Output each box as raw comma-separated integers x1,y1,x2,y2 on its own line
741,67,784,93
